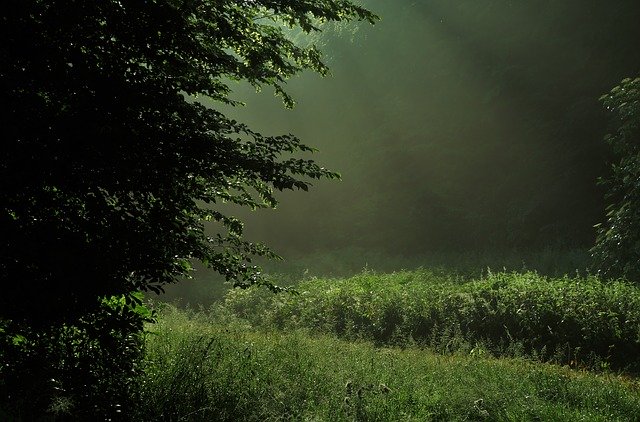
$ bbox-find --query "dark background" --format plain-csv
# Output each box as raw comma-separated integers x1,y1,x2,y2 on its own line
203,0,640,264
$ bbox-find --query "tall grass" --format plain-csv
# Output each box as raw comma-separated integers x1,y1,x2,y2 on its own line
159,246,592,306
256,246,593,280
224,269,640,372
136,305,640,421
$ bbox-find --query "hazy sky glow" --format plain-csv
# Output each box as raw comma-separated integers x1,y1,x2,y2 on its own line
201,0,640,258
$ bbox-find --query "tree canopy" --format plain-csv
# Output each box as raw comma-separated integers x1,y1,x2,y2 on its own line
0,1,377,325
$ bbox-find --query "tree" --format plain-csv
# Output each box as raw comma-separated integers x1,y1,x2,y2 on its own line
0,1,376,418
592,76,640,281
0,0,376,324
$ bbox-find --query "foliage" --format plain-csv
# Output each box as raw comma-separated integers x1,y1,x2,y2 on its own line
592,76,640,282
0,0,376,324
135,305,640,421
1,1,376,419
162,245,592,306
0,293,151,420
224,269,640,372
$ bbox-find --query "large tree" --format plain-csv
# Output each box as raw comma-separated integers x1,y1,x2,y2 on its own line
1,1,376,418
0,1,376,324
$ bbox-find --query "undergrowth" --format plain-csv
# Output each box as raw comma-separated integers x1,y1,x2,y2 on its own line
160,246,591,305
136,305,640,421
223,269,640,373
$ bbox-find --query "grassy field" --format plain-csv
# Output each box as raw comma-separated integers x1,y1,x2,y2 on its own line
138,267,640,421
137,305,640,421
223,269,640,373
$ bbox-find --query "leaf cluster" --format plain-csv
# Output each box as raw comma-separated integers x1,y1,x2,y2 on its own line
0,294,151,420
592,76,640,281
0,2,376,419
0,1,376,323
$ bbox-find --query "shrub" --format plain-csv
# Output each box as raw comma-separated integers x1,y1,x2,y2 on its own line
0,294,151,420
223,269,640,371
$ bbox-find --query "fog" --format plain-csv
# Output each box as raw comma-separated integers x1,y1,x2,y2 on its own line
171,0,640,296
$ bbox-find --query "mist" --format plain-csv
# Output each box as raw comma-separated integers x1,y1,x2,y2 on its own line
183,0,640,288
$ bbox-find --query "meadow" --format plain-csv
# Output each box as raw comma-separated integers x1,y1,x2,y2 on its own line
136,261,640,421
136,304,640,421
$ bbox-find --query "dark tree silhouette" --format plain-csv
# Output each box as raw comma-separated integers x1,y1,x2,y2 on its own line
0,2,376,418
0,0,376,324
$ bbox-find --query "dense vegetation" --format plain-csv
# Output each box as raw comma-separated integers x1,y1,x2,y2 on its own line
133,305,640,421
225,270,640,373
1,0,374,322
593,77,640,281
0,1,375,419
3,1,640,420
0,295,150,419
5,266,640,419
161,246,593,305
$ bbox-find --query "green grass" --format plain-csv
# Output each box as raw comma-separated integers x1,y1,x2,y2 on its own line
146,266,640,420
256,246,593,280
136,305,640,421
223,269,640,372
159,246,592,306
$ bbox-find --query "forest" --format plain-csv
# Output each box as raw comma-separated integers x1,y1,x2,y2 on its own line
226,0,640,254
2,0,640,420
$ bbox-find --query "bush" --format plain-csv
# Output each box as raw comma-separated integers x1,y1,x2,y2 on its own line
223,269,640,372
593,76,640,281
0,295,151,420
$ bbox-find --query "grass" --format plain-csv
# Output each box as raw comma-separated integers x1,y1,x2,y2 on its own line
223,269,640,373
4,252,632,420
159,246,592,306
256,246,593,280
136,305,640,421
147,264,640,420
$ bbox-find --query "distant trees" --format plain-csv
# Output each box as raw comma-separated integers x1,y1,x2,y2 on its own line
232,0,640,255
592,76,640,281
0,1,375,418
